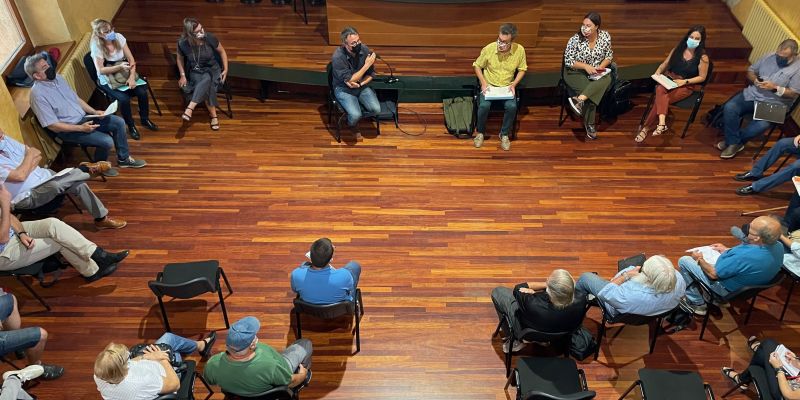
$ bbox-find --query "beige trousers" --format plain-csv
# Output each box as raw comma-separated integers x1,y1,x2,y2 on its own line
0,218,99,276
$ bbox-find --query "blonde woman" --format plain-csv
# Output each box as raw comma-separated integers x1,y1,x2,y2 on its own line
90,19,157,140
491,269,588,353
94,332,215,400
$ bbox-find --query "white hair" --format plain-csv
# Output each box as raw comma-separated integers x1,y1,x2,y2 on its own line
631,255,677,294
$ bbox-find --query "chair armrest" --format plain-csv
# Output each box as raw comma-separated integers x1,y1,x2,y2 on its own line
521,390,597,400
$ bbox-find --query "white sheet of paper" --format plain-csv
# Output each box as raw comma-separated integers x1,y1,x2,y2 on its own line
588,68,611,81
776,344,800,376
651,74,678,90
84,100,118,119
685,245,721,265
41,168,73,184
793,176,800,195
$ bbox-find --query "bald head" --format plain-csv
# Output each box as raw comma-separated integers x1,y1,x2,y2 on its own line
749,216,781,245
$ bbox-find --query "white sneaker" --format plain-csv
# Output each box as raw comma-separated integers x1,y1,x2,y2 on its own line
3,364,44,382
473,133,485,148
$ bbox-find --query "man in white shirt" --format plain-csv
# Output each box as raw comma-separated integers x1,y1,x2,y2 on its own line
0,130,125,229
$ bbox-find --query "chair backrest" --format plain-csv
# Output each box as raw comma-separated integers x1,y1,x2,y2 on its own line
522,391,596,400
293,295,355,320
148,277,216,299
700,59,714,89
326,62,335,97
154,360,196,400
82,52,100,87
722,271,784,302
746,365,776,400
223,386,294,400
598,297,671,325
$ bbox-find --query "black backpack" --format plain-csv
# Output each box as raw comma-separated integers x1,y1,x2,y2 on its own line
6,51,58,88
569,325,598,361
704,104,725,130
601,78,633,119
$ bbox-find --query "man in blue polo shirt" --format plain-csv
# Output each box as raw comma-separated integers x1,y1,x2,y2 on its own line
678,215,783,316
291,238,361,304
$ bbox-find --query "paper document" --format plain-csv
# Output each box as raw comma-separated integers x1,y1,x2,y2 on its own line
686,245,721,264
114,78,148,92
589,68,611,81
41,168,74,184
776,345,800,376
652,74,678,90
483,86,514,100
793,176,800,195
85,101,118,119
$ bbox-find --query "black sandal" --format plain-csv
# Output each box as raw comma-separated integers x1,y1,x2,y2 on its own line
747,335,761,354
182,106,194,122
653,124,668,136
210,117,220,131
200,331,216,359
721,367,748,390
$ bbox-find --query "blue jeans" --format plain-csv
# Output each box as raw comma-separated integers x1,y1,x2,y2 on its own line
750,137,800,192
155,332,198,364
476,94,517,137
56,115,130,162
678,256,730,306
723,91,772,146
333,86,381,127
575,272,613,316
342,261,362,289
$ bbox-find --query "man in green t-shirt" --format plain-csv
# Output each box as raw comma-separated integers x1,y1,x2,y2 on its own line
203,316,312,396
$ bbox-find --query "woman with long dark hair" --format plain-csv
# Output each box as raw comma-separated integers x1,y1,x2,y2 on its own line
564,11,614,140
176,18,229,131
636,25,710,143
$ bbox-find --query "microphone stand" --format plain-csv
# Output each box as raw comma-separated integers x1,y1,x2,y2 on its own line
376,54,399,84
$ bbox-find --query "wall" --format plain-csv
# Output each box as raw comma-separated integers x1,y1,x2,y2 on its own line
56,0,124,42
728,0,800,38
14,0,123,45
0,80,23,142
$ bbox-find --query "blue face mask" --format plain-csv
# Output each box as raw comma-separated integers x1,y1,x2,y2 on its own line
104,31,117,42
686,38,700,49
777,55,791,68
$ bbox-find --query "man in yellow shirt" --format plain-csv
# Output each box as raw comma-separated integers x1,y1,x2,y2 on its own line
473,23,527,151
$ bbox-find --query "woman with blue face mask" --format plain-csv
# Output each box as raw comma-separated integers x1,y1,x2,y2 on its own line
636,25,710,143
90,19,157,141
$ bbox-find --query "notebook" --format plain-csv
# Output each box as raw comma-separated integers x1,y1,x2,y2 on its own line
483,86,514,100
651,74,678,90
753,101,788,124
589,68,611,81
617,253,646,272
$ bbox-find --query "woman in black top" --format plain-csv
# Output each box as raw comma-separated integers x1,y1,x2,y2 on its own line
177,18,229,131
636,25,710,143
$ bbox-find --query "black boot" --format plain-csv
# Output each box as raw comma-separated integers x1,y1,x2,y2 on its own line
127,125,141,140
141,118,159,131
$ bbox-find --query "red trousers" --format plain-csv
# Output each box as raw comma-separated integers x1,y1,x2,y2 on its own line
643,79,696,127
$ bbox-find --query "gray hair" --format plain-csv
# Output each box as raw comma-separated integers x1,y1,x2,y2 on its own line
499,23,518,39
24,52,47,79
631,255,677,294
754,215,781,245
545,269,575,310
340,26,359,44
779,39,799,55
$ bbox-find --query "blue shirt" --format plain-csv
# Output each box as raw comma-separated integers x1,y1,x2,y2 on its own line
30,74,86,127
598,266,686,318
291,262,355,304
744,53,800,106
715,242,783,291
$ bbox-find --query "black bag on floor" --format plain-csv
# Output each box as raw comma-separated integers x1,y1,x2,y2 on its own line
664,307,693,334
601,78,633,118
443,96,475,138
569,325,598,361
704,104,725,130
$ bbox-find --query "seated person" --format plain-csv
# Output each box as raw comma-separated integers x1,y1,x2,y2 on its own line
575,255,686,318
679,216,783,315
719,39,800,159
330,26,380,136
472,23,527,151
94,331,216,400
0,129,125,229
291,237,361,304
722,336,800,399
24,53,146,174
0,184,128,282
565,11,614,140
177,17,229,131
204,317,312,396
491,269,587,353
1,364,46,400
636,25,710,142
0,292,63,380
734,134,800,195
90,18,158,140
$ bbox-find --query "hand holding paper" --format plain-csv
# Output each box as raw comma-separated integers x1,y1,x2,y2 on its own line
686,245,721,264
85,100,118,119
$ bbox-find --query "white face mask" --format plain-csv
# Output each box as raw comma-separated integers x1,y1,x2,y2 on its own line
195,29,205,39
581,26,592,36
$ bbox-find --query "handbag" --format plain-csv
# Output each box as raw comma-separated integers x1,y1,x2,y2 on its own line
569,325,598,361
107,60,142,90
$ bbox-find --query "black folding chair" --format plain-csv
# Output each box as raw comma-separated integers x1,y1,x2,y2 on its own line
293,0,307,24
293,288,363,354
638,60,714,138
0,255,66,313
223,386,297,400
505,357,596,400
492,311,577,377
154,360,214,400
593,297,671,360
42,128,107,182
474,70,521,140
82,52,163,117
619,368,715,399
148,260,233,332
557,54,616,128
169,48,233,119
781,264,800,321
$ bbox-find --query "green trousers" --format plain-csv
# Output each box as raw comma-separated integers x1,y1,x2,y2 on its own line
564,68,612,124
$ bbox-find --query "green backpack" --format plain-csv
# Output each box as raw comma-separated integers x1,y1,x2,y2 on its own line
443,96,475,138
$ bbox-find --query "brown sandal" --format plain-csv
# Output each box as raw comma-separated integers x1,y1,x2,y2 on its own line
635,127,649,143
653,124,668,136
210,117,220,131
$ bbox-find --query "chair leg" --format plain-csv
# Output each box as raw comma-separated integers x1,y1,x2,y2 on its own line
302,0,308,24
744,295,757,325
217,287,230,329
157,296,171,332
492,321,502,337
505,340,513,377
1,356,22,370
197,373,214,400
774,152,792,174
358,289,364,316
721,383,742,398
375,116,381,136
15,276,50,312
65,193,83,214
638,92,655,128
753,126,777,161
295,310,302,339
354,307,361,354
618,381,641,400
594,318,606,360
219,268,234,295
336,114,344,143
648,317,661,354
147,84,163,116
699,311,710,340
781,279,796,321
681,98,702,138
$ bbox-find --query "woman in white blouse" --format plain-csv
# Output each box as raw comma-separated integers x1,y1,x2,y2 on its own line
563,11,614,140
90,19,158,141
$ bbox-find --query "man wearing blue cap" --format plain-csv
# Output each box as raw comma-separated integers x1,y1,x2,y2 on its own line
203,316,312,396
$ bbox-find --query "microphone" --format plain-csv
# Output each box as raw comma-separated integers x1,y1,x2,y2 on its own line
374,53,399,84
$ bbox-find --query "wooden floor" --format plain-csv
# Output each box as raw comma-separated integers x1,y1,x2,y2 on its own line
11,1,800,399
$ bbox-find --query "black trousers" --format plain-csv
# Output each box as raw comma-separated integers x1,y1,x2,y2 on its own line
739,339,784,399
98,83,150,127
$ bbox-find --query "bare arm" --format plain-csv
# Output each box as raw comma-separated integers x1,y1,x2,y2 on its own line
5,146,42,182
122,44,137,74
96,56,124,76
47,121,97,134
510,70,525,88
524,281,547,291
77,98,98,115
693,252,718,280
158,359,180,394
655,49,674,75
474,65,488,92
0,186,12,244
217,43,229,82
747,69,760,84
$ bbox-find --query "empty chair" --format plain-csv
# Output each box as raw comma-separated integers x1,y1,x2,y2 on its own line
505,357,595,400
0,255,67,312
619,368,715,400
292,288,364,353
222,386,296,400
148,260,233,332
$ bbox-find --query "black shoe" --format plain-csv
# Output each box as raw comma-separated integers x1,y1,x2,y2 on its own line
200,331,217,359
736,185,757,196
85,263,118,282
141,119,159,131
585,123,597,140
40,364,64,380
127,125,141,140
734,171,760,182
91,248,130,267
